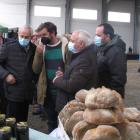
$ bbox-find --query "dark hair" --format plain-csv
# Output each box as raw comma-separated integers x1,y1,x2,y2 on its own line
98,23,114,40
34,28,39,33
38,22,57,36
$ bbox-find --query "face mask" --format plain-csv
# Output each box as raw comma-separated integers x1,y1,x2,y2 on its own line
41,37,51,45
68,42,76,53
94,36,102,47
19,37,29,47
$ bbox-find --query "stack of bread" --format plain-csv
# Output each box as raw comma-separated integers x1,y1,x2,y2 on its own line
59,86,140,140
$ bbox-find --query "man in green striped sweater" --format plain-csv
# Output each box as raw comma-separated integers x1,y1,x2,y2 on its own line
32,22,71,133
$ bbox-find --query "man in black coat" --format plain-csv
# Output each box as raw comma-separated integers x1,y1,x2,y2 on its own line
0,25,38,122
94,23,127,98
53,30,98,112
0,29,15,116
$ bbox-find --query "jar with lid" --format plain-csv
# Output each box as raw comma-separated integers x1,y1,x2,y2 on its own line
16,122,29,140
0,114,6,127
6,118,16,138
0,126,13,140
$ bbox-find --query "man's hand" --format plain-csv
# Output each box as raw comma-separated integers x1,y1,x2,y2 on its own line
5,74,16,84
36,43,44,54
53,76,59,83
56,67,63,77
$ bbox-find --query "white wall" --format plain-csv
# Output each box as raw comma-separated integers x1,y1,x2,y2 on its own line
70,0,102,41
30,0,66,35
0,0,26,28
106,0,135,54
0,0,140,54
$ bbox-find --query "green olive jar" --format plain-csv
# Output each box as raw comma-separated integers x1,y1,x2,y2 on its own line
6,118,16,138
16,122,29,140
0,114,6,127
0,126,13,140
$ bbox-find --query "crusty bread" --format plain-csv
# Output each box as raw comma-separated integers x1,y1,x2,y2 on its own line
59,100,86,126
72,120,97,140
64,111,84,136
83,107,124,125
82,125,122,140
75,89,90,103
114,119,140,140
123,108,140,122
112,90,124,112
85,87,121,109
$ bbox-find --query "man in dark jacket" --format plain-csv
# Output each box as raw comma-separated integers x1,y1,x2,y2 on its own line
94,23,127,98
0,29,15,115
0,25,38,122
53,30,98,112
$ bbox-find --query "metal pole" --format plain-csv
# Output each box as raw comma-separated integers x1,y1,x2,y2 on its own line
26,0,30,25
133,0,139,54
101,0,106,23
65,0,70,33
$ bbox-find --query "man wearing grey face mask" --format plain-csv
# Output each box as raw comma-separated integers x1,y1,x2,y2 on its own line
94,23,127,99
0,25,39,122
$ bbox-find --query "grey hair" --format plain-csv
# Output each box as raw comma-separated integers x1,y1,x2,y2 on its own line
73,30,92,46
19,25,33,36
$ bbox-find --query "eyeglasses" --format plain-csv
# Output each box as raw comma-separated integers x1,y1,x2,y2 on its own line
32,35,41,38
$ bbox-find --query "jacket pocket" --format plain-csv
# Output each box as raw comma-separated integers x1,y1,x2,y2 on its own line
98,55,107,63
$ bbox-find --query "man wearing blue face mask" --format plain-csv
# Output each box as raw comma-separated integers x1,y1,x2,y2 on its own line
53,30,98,112
0,25,38,122
94,23,127,99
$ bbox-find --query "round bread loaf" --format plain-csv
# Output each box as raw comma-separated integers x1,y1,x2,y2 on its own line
123,108,140,122
85,87,121,109
72,120,97,140
83,107,124,125
75,89,90,103
114,120,140,140
64,111,84,136
82,125,122,140
130,122,140,132
59,100,86,126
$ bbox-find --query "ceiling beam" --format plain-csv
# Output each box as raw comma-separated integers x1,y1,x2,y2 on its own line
26,0,31,25
65,0,71,33
133,0,139,53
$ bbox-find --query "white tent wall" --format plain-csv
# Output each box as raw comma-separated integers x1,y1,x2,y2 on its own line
0,0,26,28
30,0,66,35
106,0,135,54
0,0,140,53
70,0,102,42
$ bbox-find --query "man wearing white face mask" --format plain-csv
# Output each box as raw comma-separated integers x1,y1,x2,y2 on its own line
53,30,98,112
94,23,127,99
0,25,38,122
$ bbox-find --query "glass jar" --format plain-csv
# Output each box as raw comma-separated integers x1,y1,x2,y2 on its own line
6,118,16,138
0,126,13,140
0,114,6,127
16,122,29,140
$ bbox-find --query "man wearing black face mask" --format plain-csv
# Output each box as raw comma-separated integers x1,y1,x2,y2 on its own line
32,22,72,133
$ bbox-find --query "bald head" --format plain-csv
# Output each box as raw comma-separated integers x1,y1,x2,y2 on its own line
18,25,33,40
72,30,91,47
70,30,91,52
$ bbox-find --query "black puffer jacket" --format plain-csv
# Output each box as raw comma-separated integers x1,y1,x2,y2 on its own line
0,40,38,102
54,45,98,112
97,34,127,98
